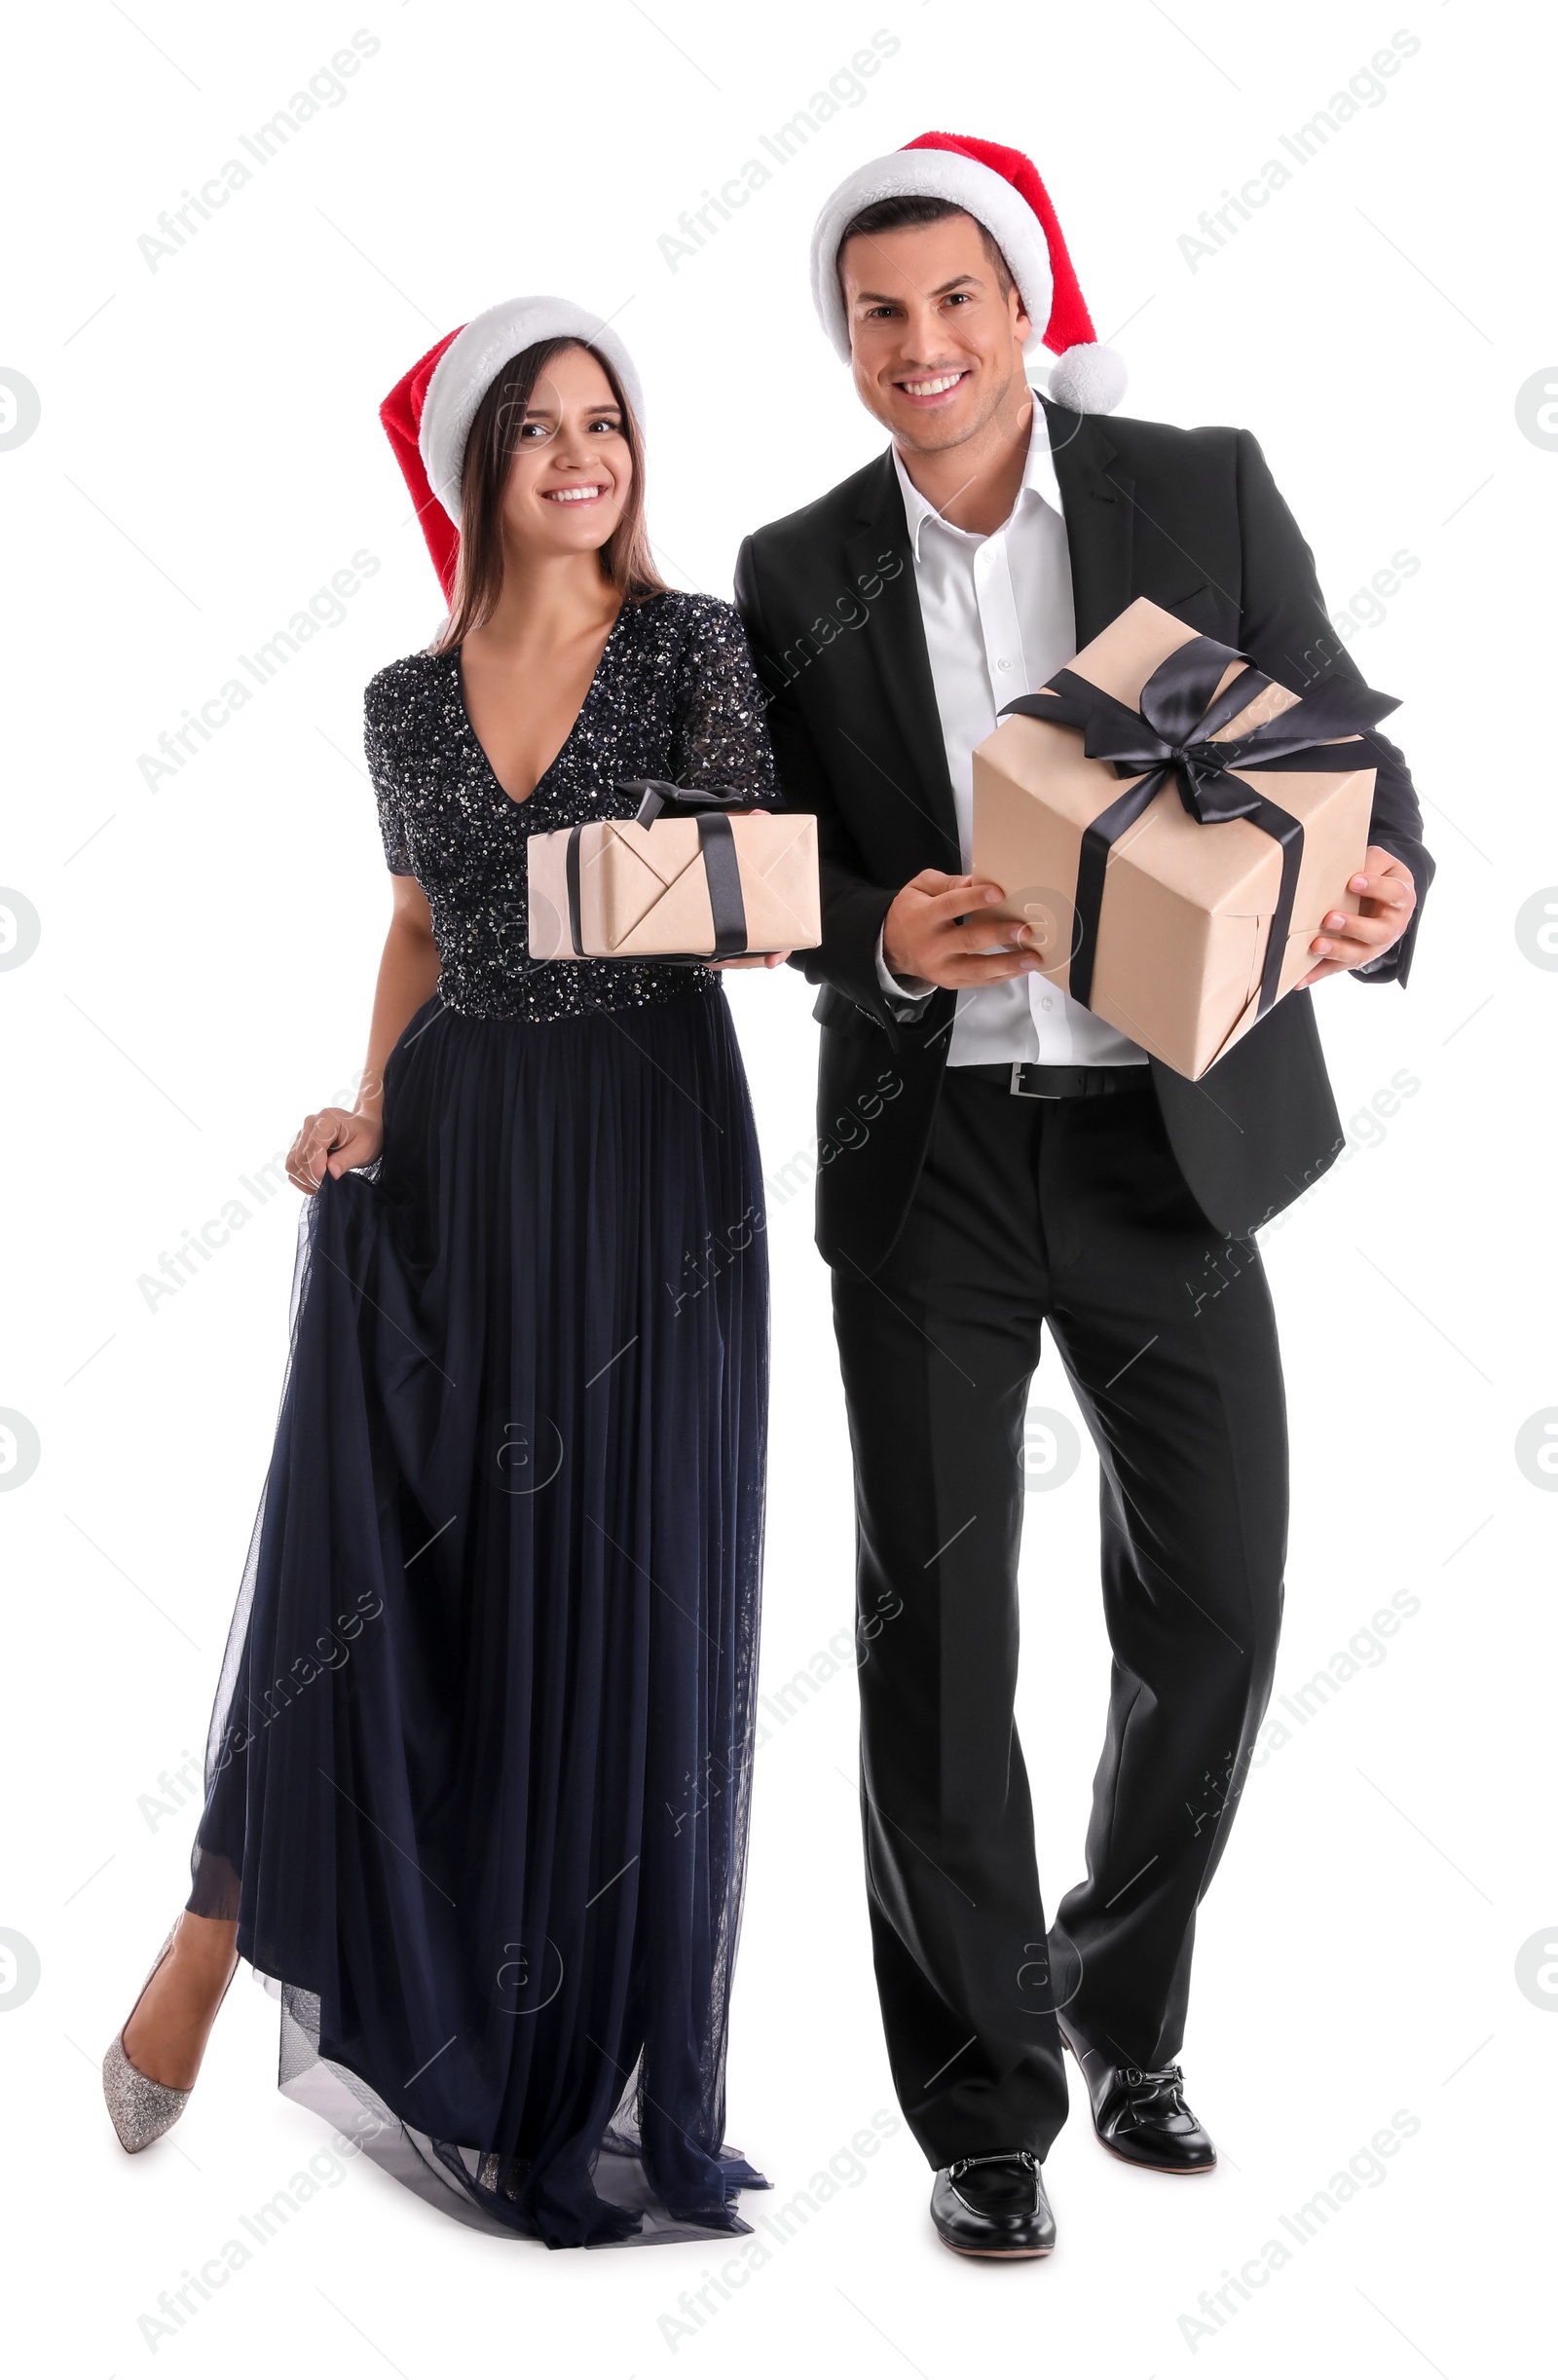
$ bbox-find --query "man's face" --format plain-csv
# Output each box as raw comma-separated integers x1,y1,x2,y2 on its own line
838,210,1032,453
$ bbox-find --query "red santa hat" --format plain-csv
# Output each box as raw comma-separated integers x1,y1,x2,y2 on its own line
380,296,646,598
810,131,1126,415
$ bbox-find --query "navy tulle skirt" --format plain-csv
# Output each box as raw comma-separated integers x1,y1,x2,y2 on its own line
187,975,768,2248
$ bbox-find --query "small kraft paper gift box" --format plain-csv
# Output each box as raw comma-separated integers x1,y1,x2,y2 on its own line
528,780,821,963
971,598,1400,1079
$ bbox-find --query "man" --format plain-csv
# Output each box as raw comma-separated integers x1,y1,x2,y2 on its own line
735,132,1431,2260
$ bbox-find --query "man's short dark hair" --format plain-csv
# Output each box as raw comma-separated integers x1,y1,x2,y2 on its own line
835,195,1016,298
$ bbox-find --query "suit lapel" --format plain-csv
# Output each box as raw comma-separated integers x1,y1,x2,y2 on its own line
843,456,960,864
833,410,1139,860
1043,396,1134,648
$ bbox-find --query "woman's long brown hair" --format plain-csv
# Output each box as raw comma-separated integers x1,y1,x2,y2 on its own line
433,337,666,651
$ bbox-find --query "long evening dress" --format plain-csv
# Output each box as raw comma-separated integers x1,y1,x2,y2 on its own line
184,591,775,2248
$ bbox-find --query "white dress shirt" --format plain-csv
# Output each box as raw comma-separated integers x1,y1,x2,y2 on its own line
875,402,1147,1069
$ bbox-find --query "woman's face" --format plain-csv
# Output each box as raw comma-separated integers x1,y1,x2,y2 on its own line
498,343,633,563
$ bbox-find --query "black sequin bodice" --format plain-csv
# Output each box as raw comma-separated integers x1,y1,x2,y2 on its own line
364,591,777,1022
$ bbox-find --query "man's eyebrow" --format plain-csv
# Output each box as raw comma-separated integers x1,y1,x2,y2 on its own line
851,272,982,303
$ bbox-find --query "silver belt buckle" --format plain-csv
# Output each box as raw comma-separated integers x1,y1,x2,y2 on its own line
1011,1062,1061,1099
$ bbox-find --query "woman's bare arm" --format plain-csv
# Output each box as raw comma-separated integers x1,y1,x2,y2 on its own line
286,874,441,1191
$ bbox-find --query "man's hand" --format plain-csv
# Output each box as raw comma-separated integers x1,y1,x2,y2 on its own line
882,872,1043,990
1298,847,1419,986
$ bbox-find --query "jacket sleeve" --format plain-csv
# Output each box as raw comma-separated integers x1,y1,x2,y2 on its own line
1235,428,1433,985
733,533,902,1025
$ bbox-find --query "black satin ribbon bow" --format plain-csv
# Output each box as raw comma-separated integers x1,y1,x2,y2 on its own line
1000,635,1399,1019
618,778,752,826
557,778,751,960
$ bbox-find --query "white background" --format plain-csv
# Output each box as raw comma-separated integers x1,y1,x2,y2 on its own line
2,1,1554,2372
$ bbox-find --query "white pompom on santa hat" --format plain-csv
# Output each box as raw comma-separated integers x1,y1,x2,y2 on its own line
810,130,1127,416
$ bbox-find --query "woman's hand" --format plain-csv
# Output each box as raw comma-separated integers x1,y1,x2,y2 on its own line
290,875,434,1197
709,949,793,971
286,1105,385,1194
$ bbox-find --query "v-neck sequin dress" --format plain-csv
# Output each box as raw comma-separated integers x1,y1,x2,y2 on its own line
186,592,776,2248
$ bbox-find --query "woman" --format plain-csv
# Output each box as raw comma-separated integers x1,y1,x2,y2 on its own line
102,297,785,2250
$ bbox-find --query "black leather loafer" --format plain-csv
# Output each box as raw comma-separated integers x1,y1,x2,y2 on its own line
930,2151,1056,2257
1058,2018,1216,2173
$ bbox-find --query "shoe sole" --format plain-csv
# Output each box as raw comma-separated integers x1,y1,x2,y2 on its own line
936,2237,1055,2259
1097,2138,1217,2175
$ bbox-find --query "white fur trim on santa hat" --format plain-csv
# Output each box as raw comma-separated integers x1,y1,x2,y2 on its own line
419,296,646,526
810,149,1054,362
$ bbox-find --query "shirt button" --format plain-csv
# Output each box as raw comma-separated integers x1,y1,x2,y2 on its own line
996,656,1013,671
1041,996,1054,1010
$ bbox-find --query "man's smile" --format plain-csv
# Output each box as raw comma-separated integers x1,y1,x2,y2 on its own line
894,368,972,404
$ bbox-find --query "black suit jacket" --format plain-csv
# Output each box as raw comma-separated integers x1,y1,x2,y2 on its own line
734,397,1433,1274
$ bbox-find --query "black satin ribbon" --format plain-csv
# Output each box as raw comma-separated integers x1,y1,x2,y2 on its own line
1000,636,1398,1016
694,814,749,957
619,777,751,827
565,823,587,956
561,782,750,957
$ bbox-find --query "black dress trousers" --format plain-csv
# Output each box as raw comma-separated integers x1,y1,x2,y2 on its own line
831,1067,1287,2168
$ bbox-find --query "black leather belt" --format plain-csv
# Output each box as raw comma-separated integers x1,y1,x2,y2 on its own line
961,1061,1149,1099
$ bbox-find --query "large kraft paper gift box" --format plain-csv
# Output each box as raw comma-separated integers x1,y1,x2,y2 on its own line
529,780,821,962
972,599,1398,1079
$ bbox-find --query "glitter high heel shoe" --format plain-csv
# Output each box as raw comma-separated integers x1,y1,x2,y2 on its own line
102,1920,234,2153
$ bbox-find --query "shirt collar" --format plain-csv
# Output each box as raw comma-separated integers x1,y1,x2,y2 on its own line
892,394,1063,559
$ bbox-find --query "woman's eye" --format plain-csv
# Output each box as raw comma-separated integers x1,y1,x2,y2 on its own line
589,417,622,434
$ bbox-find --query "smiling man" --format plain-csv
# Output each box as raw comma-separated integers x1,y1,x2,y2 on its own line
734,132,1431,2261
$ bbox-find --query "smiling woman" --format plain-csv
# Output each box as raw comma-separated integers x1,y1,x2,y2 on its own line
104,295,783,2252
437,338,665,660
443,340,668,805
